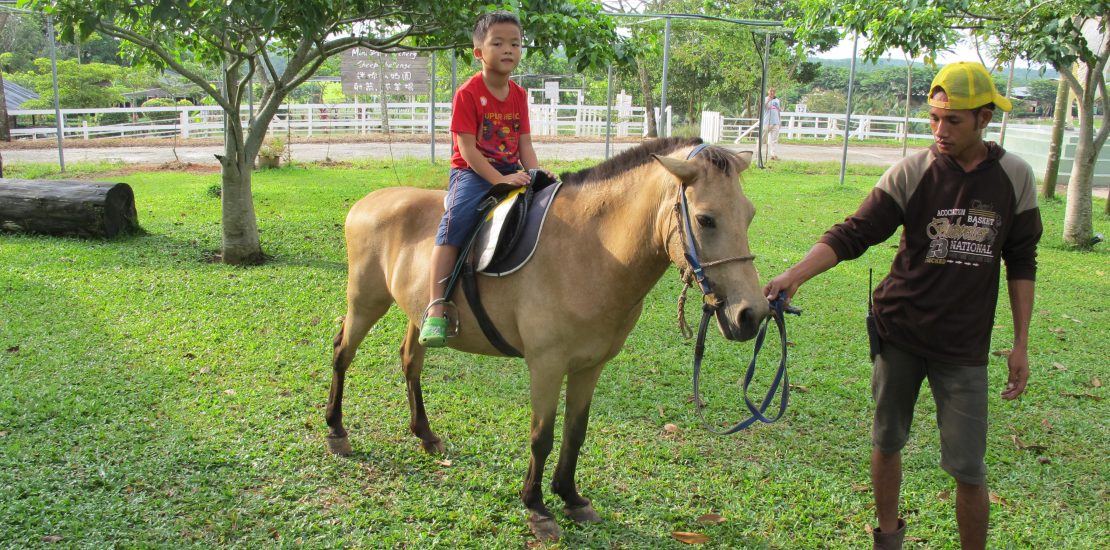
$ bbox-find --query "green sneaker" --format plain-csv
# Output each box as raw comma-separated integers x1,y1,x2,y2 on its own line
418,316,449,347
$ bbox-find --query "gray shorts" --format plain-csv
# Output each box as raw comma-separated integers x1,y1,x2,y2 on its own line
872,341,989,484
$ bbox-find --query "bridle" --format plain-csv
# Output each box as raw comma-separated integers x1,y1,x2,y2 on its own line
674,143,801,434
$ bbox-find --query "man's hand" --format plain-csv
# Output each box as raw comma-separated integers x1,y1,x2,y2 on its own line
1001,349,1030,400
762,273,801,305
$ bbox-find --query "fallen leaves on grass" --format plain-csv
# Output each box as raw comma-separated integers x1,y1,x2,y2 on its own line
697,513,726,525
1061,391,1103,401
1061,314,1082,323
938,489,951,500
1011,435,1048,452
663,423,680,434
672,531,710,544
789,384,809,392
991,349,1011,358
1047,327,1066,340
989,493,1009,506
1041,419,1053,431
42,536,63,543
436,459,452,467
5,345,18,353
1038,457,1052,465
223,389,236,396
1053,362,1068,371
1092,377,1102,388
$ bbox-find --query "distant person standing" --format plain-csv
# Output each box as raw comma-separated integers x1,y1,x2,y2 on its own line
763,87,782,160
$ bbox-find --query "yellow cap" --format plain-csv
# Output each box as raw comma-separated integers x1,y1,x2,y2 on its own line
928,62,1012,112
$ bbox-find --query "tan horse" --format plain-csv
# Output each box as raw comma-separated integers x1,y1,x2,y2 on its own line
328,137,768,541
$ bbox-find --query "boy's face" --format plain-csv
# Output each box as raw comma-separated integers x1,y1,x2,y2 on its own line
474,22,522,76
929,90,991,159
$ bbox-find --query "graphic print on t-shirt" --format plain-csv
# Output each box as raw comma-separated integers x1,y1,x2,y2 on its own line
477,108,522,165
924,199,1000,267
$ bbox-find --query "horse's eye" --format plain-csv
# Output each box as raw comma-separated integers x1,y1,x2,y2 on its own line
696,215,716,228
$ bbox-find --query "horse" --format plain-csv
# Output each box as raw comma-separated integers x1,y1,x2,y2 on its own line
327,137,769,542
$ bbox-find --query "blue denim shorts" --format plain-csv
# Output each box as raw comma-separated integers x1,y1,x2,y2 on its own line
435,165,519,247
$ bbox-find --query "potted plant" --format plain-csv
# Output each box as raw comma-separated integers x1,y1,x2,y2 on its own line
257,137,286,169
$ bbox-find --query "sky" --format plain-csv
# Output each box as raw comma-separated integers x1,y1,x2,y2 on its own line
811,33,1043,70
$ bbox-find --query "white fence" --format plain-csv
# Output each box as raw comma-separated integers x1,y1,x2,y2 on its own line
701,110,1043,144
9,102,650,141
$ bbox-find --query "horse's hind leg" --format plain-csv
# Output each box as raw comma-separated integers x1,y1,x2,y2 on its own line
552,364,604,524
326,298,390,456
400,322,445,454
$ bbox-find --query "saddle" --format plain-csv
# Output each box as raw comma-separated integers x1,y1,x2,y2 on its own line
439,170,562,356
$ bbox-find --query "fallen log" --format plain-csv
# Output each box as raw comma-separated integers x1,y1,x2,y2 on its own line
0,179,140,238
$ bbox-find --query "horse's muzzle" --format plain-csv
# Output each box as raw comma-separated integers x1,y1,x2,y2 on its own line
716,301,769,342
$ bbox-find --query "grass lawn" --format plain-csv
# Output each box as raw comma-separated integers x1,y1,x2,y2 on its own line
1,157,1107,548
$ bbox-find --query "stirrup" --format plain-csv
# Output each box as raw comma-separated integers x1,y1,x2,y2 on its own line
420,299,459,337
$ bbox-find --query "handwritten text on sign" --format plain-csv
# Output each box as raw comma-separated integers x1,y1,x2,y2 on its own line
341,49,430,95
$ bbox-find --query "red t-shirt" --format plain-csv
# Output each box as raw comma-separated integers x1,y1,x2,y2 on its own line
450,74,531,169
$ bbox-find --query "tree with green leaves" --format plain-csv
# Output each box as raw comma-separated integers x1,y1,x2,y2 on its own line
792,0,1109,247
28,0,619,264
9,58,126,109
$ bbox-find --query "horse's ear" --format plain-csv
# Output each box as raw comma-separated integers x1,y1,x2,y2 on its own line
652,154,699,182
734,151,753,173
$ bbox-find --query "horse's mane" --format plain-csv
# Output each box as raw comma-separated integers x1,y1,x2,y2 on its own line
559,137,738,186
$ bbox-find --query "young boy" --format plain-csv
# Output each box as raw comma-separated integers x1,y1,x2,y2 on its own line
418,11,545,347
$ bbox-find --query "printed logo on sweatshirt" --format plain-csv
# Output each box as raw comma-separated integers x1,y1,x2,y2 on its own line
924,200,1000,267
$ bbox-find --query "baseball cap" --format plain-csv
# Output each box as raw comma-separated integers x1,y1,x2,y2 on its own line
928,62,1012,112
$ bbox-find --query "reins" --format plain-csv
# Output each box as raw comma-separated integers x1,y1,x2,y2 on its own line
675,143,801,434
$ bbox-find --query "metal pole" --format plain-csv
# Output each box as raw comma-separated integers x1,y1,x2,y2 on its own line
46,15,64,172
659,17,671,138
838,34,859,187
605,64,613,159
758,32,769,169
451,53,457,94
430,53,436,163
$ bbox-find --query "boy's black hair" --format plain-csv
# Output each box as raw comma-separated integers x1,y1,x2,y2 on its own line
472,11,522,47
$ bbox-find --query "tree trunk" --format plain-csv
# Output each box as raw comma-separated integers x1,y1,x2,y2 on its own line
217,115,264,265
1042,76,1071,199
0,179,140,238
1062,100,1094,247
637,59,657,138
902,58,913,157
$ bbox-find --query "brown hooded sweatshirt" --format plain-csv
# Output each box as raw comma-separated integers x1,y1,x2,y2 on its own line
819,143,1042,365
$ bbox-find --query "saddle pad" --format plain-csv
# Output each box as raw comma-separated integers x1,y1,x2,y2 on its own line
475,180,562,276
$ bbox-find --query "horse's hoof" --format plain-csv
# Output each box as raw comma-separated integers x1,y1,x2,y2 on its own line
419,438,446,455
564,503,602,524
326,435,353,456
528,513,562,542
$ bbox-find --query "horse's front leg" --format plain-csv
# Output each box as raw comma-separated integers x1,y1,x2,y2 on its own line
551,363,604,524
522,365,564,542
401,322,445,454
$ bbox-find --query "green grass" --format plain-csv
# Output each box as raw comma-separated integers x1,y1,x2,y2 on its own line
1,159,1107,548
